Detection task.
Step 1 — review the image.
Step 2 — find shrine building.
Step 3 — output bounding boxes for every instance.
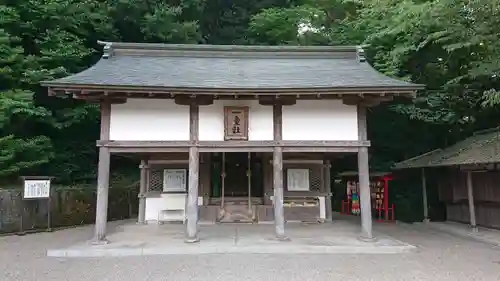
[42,42,423,243]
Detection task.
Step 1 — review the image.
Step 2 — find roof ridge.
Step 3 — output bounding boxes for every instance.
[97,40,360,52]
[96,40,364,60]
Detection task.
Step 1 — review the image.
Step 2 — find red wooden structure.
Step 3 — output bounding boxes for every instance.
[339,172,395,222]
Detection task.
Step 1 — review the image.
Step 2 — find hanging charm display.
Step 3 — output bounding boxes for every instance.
[347,181,360,215]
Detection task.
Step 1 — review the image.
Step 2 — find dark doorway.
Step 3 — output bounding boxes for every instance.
[210,152,264,198]
[224,152,249,196]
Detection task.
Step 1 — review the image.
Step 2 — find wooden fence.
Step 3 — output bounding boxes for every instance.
[0,184,139,234]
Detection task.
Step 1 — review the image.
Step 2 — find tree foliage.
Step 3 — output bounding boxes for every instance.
[0,0,498,181]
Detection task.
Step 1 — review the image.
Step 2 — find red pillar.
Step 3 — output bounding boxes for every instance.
[382,175,393,221]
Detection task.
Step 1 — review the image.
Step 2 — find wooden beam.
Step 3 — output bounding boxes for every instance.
[108,146,358,153]
[342,96,393,107]
[199,147,273,153]
[99,140,368,153]
[109,147,189,153]
[282,147,358,153]
[90,98,128,104]
[97,140,371,148]
[190,103,199,143]
[175,95,214,106]
[93,101,111,244]
[73,94,128,104]
[50,86,415,103]
[259,96,296,106]
[274,104,283,141]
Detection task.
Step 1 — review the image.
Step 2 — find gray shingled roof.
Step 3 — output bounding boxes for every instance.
[393,128,500,169]
[392,149,444,169]
[41,42,424,92]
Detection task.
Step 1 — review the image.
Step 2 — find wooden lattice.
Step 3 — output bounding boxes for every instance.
[149,169,163,192]
[309,166,323,191]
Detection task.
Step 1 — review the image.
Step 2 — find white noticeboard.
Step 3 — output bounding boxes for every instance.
[287,169,310,191]
[23,180,51,199]
[163,169,187,192]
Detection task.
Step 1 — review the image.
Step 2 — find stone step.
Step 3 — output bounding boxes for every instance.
[218,205,256,223]
[209,197,264,206]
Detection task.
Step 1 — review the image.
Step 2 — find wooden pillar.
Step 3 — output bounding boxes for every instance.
[137,159,148,224]
[324,159,333,222]
[273,103,288,240]
[466,171,478,232]
[199,153,211,200]
[263,155,273,205]
[185,103,200,243]
[421,168,430,223]
[247,152,252,208]
[357,104,373,240]
[93,102,111,244]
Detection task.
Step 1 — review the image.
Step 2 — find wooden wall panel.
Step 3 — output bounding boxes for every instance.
[446,202,500,229]
[471,172,500,202]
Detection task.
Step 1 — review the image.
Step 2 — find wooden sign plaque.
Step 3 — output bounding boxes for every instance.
[224,106,249,140]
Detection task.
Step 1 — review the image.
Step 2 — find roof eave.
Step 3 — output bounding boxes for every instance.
[41,81,423,95]
[392,149,443,170]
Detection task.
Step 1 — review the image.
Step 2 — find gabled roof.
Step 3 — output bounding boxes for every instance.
[393,128,500,169]
[41,41,424,94]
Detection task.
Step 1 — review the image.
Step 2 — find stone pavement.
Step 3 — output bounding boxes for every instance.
[47,219,416,257]
[426,221,500,247]
[1,219,500,281]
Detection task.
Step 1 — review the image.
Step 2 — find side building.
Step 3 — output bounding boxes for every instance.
[394,128,500,230]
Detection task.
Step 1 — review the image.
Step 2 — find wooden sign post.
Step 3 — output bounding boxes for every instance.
[19,176,54,235]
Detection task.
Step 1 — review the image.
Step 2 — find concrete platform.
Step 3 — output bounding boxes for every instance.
[426,221,500,247]
[47,219,416,257]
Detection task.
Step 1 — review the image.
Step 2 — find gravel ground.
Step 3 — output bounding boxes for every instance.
[1,222,499,281]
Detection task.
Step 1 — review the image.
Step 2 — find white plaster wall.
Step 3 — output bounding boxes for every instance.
[199,100,273,141]
[110,99,190,141]
[109,99,357,142]
[282,100,358,141]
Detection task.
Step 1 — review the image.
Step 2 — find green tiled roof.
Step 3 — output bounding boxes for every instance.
[393,128,500,169]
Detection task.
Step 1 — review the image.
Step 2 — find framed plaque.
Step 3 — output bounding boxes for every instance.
[224,106,249,140]
[23,178,51,199]
[287,169,310,191]
[19,176,54,233]
[163,169,187,192]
